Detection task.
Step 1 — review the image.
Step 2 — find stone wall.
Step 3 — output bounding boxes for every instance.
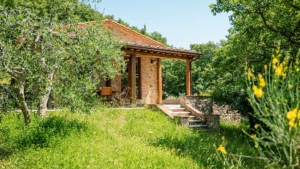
[111,74,121,92]
[140,56,158,104]
[213,104,241,123]
[180,96,241,123]
[180,96,212,114]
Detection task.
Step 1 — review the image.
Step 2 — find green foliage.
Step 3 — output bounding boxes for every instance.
[200,1,300,115]
[0,0,103,22]
[0,1,125,121]
[162,60,186,98]
[0,109,264,168]
[191,41,220,94]
[210,0,300,59]
[246,49,300,168]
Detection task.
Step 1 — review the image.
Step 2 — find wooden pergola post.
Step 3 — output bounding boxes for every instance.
[129,54,136,104]
[186,59,192,96]
[157,58,162,104]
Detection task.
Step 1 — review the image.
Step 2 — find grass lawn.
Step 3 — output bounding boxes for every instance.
[0,107,265,168]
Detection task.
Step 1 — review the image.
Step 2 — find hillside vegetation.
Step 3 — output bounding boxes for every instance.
[0,108,263,168]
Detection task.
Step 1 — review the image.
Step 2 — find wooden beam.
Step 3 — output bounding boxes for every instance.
[125,50,194,60]
[186,59,192,96]
[129,54,136,104]
[138,58,142,99]
[157,58,162,104]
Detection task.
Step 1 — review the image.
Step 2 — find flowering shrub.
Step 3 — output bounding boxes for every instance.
[247,47,300,168]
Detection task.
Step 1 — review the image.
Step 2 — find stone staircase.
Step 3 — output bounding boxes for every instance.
[157,104,207,129]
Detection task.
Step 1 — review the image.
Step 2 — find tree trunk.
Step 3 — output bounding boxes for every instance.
[16,84,30,125]
[39,71,54,117]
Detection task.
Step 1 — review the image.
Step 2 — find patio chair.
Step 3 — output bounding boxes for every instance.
[100,87,112,102]
[121,86,130,99]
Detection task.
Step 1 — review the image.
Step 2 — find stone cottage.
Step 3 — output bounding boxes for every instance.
[100,19,202,105]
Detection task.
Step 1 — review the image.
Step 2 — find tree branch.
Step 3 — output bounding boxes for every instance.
[259,11,300,45]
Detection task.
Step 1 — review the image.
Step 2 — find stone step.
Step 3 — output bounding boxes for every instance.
[189,124,208,128]
[188,119,203,123]
[170,108,186,112]
[172,111,191,117]
[188,115,197,120]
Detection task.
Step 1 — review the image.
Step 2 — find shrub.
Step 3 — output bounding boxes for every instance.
[247,48,300,168]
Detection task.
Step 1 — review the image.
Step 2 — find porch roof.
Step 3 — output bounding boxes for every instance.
[123,43,201,60]
[102,19,202,60]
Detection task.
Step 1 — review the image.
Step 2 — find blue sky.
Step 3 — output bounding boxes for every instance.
[93,0,231,49]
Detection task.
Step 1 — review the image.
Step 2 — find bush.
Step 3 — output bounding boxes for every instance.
[247,48,300,168]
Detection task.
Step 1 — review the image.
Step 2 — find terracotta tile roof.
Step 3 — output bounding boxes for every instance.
[51,20,202,59]
[102,19,201,56]
[128,43,200,54]
[102,19,165,47]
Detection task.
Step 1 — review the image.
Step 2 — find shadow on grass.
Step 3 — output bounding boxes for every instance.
[0,115,87,159]
[150,122,259,168]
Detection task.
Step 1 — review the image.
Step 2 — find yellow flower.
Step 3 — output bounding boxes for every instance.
[286,108,298,121]
[264,65,267,70]
[275,63,285,77]
[272,57,278,65]
[277,53,282,58]
[289,121,297,128]
[258,74,266,87]
[247,71,254,81]
[272,54,275,58]
[254,124,259,129]
[255,143,258,148]
[250,134,256,138]
[217,144,227,154]
[252,85,263,98]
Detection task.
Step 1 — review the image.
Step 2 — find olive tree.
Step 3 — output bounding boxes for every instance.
[0,5,125,124]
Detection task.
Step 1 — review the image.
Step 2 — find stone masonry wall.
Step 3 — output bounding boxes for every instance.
[180,96,241,123]
[140,56,158,104]
[213,104,241,123]
[111,74,121,92]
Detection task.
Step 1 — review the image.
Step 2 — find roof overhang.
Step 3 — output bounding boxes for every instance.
[122,44,202,60]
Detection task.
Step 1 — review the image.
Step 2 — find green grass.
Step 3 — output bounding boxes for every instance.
[0,108,265,168]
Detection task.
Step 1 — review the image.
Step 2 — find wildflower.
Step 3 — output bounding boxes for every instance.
[275,63,286,77]
[255,143,258,148]
[289,121,297,128]
[250,134,256,138]
[217,144,227,154]
[258,74,266,87]
[272,57,278,65]
[264,65,267,70]
[252,85,263,98]
[247,71,254,81]
[254,124,259,129]
[286,108,298,121]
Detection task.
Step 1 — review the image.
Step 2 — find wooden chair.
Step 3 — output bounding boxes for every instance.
[121,86,130,99]
[100,87,112,102]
